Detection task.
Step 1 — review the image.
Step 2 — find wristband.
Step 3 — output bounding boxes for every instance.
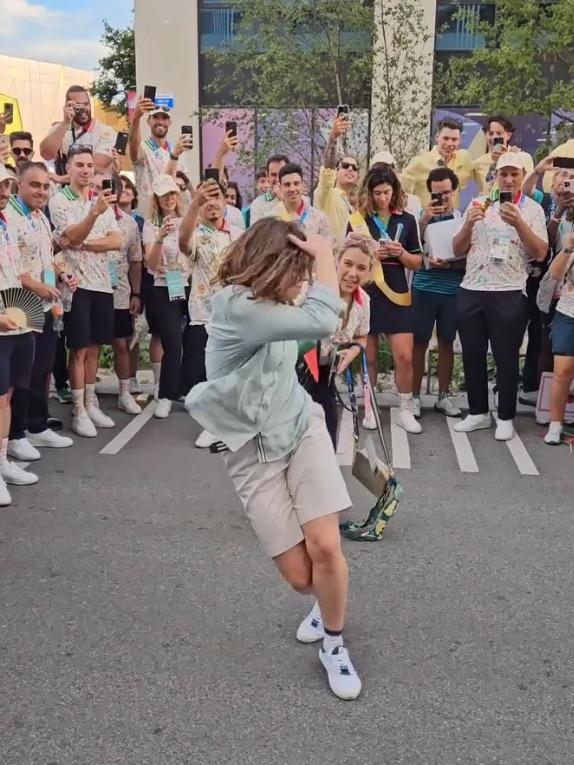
[563,247,574,254]
[169,153,179,161]
[155,238,164,245]
[131,293,141,298]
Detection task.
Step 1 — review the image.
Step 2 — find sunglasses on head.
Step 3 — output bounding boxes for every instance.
[67,144,94,158]
[339,161,358,172]
[12,147,33,157]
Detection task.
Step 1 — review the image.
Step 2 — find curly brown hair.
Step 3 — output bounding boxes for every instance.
[217,218,314,303]
[359,167,406,218]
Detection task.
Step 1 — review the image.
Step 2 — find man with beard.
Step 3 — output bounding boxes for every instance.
[278,163,331,240]
[128,98,192,216]
[179,179,243,448]
[9,132,34,176]
[39,86,116,173]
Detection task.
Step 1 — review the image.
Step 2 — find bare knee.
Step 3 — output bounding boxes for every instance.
[305,535,344,567]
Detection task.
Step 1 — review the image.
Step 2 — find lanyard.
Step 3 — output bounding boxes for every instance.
[297,201,309,225]
[372,214,391,241]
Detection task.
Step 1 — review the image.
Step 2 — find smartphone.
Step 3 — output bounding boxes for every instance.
[3,103,13,124]
[563,180,571,190]
[337,104,350,119]
[181,125,193,135]
[225,121,237,138]
[143,85,157,103]
[204,168,220,184]
[102,179,114,192]
[431,192,443,207]
[493,136,505,147]
[499,191,513,204]
[114,131,128,156]
[554,156,574,169]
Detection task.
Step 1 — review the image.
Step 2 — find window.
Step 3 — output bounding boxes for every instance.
[435,3,495,52]
[199,1,240,50]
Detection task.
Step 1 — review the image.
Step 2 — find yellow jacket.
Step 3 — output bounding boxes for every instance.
[401,147,480,208]
[313,166,352,251]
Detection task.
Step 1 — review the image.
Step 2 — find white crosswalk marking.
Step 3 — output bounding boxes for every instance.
[390,407,411,469]
[336,408,354,467]
[446,416,479,473]
[504,429,540,476]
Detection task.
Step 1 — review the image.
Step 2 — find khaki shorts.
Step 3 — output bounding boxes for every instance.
[224,404,352,558]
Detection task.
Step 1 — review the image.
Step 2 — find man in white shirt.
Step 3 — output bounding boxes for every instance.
[128,98,192,217]
[277,163,331,240]
[49,147,122,438]
[40,86,116,173]
[452,153,548,441]
[179,179,243,448]
[249,154,290,224]
[0,164,39,501]
[5,162,75,461]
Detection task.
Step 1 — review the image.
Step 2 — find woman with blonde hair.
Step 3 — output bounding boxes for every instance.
[186,218,362,700]
[142,174,190,418]
[300,233,375,447]
[349,167,423,434]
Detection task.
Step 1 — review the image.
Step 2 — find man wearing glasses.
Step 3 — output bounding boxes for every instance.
[314,115,360,250]
[9,132,34,176]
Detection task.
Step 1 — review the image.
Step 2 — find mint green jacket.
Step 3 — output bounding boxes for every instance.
[186,283,343,462]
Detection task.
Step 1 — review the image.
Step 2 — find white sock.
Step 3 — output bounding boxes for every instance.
[399,392,413,410]
[0,437,8,466]
[85,383,97,408]
[119,379,130,396]
[323,631,344,652]
[72,388,85,415]
[152,362,161,387]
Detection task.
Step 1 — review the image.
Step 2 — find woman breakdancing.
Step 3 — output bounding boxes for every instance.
[186,218,362,700]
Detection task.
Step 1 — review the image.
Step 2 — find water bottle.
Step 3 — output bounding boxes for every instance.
[62,276,73,313]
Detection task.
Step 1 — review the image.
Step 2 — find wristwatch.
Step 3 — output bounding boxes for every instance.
[169,153,179,161]
[563,246,574,254]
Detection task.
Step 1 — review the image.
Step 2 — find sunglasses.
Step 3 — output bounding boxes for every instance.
[68,144,94,157]
[339,161,359,172]
[12,147,33,157]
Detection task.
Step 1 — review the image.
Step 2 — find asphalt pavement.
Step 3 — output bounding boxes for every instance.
[1,393,573,765]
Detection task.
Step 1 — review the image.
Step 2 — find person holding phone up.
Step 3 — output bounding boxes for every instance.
[128,95,192,217]
[475,114,534,194]
[453,153,548,441]
[49,146,122,439]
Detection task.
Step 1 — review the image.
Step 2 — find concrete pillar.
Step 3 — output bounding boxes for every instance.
[370,0,438,169]
[134,0,201,181]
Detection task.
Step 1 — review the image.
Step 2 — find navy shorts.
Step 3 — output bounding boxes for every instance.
[114,309,134,340]
[0,333,35,395]
[64,288,114,349]
[412,287,458,344]
[551,310,574,356]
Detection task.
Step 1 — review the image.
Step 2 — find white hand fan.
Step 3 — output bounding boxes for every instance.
[0,288,45,332]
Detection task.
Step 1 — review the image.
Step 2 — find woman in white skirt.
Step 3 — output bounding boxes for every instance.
[187,219,362,700]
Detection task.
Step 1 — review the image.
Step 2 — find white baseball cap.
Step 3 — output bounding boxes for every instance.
[496,152,527,172]
[152,174,179,197]
[0,164,12,183]
[370,151,395,168]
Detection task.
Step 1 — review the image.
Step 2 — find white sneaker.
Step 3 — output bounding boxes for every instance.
[154,398,172,419]
[118,393,142,415]
[454,413,492,433]
[296,604,324,643]
[0,460,39,486]
[495,419,514,441]
[72,412,97,438]
[362,410,377,430]
[129,377,143,395]
[412,397,421,419]
[434,395,462,418]
[194,429,218,448]
[319,645,362,700]
[544,422,562,445]
[397,408,422,434]
[0,475,12,506]
[86,405,115,429]
[7,437,41,462]
[27,429,73,448]
[519,390,538,406]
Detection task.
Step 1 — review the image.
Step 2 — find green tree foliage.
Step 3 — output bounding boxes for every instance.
[445,0,574,127]
[206,0,375,108]
[91,21,136,118]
